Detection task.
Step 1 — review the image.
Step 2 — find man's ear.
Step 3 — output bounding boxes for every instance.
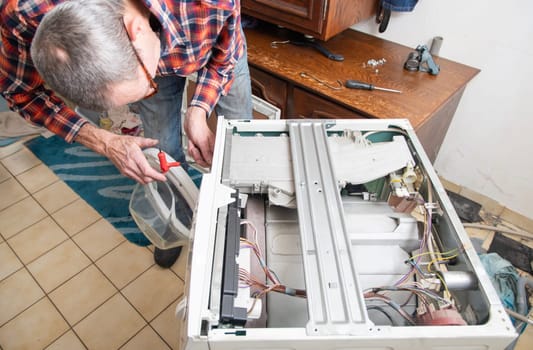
[124,15,145,43]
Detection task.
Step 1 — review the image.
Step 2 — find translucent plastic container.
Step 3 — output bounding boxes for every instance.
[129,148,199,249]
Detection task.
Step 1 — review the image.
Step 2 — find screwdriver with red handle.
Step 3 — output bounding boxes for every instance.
[345,80,402,93]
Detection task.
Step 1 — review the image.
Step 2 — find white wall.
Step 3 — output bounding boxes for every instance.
[352,0,533,220]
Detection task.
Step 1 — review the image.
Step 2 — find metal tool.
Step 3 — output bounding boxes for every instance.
[404,45,440,75]
[271,39,344,61]
[345,80,402,93]
[301,72,343,90]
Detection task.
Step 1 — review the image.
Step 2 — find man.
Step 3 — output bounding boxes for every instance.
[0,0,253,267]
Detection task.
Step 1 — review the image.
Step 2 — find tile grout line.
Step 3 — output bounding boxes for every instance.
[46,236,177,346]
[1,168,77,242]
[31,179,79,214]
[4,217,71,266]
[2,146,182,349]
[55,289,122,332]
[79,239,182,349]
[0,185,31,215]
[43,328,89,350]
[0,246,24,283]
[118,322,173,350]
[0,204,81,349]
[86,242,183,349]
[117,295,182,350]
[10,146,101,237]
[65,238,169,347]
[0,269,45,328]
[0,159,53,327]
[15,162,60,194]
[41,321,87,350]
[0,166,94,349]
[0,146,41,178]
[2,169,90,267]
[42,177,173,343]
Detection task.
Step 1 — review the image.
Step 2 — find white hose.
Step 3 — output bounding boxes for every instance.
[462,223,533,241]
[505,308,533,326]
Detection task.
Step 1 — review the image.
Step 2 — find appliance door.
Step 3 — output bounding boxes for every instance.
[129,148,199,249]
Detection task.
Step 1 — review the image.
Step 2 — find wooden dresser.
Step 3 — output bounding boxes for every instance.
[242,0,378,41]
[244,23,480,162]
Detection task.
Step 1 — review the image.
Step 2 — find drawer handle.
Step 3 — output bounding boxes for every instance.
[250,77,282,108]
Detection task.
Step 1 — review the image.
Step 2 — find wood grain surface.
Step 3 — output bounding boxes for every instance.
[245,23,480,128]
[244,23,480,161]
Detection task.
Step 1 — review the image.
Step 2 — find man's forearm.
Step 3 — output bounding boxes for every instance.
[73,123,113,156]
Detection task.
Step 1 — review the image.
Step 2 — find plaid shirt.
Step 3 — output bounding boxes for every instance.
[0,0,243,142]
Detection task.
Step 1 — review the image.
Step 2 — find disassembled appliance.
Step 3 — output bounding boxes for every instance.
[146,119,517,349]
[129,148,198,249]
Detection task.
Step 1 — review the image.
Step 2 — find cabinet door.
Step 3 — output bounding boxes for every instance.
[250,66,288,116]
[242,1,378,40]
[289,87,367,119]
[242,0,324,38]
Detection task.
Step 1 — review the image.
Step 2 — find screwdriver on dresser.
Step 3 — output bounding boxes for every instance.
[345,80,402,93]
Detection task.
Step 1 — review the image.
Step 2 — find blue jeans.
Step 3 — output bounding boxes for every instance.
[132,49,253,165]
[381,0,418,11]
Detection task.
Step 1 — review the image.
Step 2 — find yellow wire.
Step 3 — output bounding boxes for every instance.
[427,254,459,272]
[408,248,459,261]
[436,272,451,300]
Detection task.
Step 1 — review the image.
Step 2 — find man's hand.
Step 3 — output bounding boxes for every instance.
[74,123,167,184]
[183,106,215,167]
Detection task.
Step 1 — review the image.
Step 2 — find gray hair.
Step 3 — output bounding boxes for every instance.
[30,0,138,112]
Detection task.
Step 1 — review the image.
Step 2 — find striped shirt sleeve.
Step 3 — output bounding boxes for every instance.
[0,4,87,143]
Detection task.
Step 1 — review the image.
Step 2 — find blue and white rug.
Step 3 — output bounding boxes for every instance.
[25,135,202,246]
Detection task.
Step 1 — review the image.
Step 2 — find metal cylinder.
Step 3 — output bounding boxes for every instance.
[430,36,443,56]
[437,271,478,291]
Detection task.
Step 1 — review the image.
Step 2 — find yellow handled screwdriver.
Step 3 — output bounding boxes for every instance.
[345,80,402,93]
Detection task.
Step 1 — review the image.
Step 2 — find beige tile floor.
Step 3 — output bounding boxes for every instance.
[1,140,532,349]
[0,141,186,350]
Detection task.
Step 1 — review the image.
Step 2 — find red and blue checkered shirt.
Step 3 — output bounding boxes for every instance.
[0,0,243,142]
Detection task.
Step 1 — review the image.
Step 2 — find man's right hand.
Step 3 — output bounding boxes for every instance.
[74,123,167,184]
[183,106,215,168]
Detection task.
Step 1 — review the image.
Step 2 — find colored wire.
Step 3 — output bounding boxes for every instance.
[435,270,451,299]
[395,202,432,286]
[427,253,459,272]
[366,286,452,309]
[407,247,459,261]
[239,220,305,298]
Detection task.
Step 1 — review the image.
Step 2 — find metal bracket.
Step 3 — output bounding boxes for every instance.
[288,121,371,335]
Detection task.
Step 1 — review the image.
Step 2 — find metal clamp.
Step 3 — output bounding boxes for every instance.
[404,45,440,75]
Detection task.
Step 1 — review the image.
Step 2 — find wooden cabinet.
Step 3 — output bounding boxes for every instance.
[250,68,365,120]
[250,66,287,114]
[244,23,480,162]
[242,0,378,41]
[290,87,365,119]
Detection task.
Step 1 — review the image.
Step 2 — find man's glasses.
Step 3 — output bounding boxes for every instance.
[122,21,158,99]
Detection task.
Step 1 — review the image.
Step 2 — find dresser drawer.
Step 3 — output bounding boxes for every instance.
[250,66,287,116]
[289,87,367,119]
